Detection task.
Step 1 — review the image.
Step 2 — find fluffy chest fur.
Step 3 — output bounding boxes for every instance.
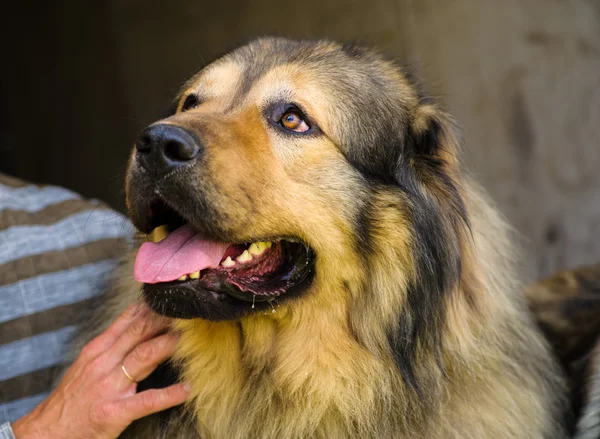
[166,280,560,438]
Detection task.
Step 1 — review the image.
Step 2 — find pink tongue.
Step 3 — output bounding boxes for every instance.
[134,225,230,284]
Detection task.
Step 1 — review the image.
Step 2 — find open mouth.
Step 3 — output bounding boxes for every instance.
[134,201,316,319]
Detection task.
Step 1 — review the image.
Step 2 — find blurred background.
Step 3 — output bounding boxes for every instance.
[1,1,599,282]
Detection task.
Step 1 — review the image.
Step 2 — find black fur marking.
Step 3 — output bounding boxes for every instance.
[351,185,376,258]
[344,95,467,396]
[230,64,269,111]
[393,193,461,394]
[393,136,468,394]
[355,168,465,397]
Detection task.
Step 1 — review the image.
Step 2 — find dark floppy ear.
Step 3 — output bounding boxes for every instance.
[403,100,470,231]
[406,101,463,169]
[394,100,467,219]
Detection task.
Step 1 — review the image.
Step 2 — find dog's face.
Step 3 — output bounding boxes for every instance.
[126,38,464,322]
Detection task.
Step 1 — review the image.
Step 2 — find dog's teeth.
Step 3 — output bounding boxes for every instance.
[221,256,235,267]
[237,250,252,263]
[149,225,169,243]
[248,243,261,255]
[249,241,272,256]
[178,275,188,281]
[189,271,200,279]
[248,242,264,256]
[265,241,272,248]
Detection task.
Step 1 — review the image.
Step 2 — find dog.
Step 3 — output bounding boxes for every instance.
[87,37,567,438]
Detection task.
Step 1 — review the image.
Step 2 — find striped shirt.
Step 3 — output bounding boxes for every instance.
[0,173,133,425]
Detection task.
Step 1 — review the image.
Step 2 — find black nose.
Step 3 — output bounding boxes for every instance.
[135,124,202,176]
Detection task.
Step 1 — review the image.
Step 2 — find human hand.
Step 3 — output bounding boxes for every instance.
[11,304,188,439]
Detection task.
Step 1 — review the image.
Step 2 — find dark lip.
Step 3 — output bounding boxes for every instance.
[130,190,236,243]
[141,242,316,320]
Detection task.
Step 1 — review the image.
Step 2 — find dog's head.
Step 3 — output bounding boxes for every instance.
[127,38,467,328]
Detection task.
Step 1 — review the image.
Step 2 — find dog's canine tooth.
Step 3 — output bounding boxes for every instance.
[249,242,267,256]
[221,256,235,267]
[237,250,252,263]
[249,241,272,256]
[149,225,169,243]
[248,242,262,256]
[178,275,188,281]
[189,271,200,279]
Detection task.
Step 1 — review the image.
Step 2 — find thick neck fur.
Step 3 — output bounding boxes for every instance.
[166,184,565,439]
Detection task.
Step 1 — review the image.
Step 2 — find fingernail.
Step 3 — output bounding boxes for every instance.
[183,382,192,392]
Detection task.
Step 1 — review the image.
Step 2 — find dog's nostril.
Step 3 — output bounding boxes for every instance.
[164,140,199,162]
[136,134,152,153]
[135,124,201,175]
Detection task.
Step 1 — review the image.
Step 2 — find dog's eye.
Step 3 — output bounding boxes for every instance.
[181,95,199,112]
[280,109,310,133]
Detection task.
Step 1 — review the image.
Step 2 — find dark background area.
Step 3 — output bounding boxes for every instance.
[1,0,599,282]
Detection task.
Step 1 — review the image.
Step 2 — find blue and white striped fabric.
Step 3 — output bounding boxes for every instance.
[0,173,134,425]
[0,421,16,439]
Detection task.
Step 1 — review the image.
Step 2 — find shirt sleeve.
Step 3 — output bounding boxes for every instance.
[0,423,16,439]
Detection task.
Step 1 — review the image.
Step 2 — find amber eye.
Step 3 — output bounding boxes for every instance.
[181,94,199,112]
[280,110,310,133]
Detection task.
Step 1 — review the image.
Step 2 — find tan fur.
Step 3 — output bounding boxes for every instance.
[90,38,565,438]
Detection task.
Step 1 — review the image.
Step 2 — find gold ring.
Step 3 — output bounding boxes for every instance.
[121,364,137,383]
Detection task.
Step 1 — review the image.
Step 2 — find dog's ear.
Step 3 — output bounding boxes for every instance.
[391,100,466,207]
[406,101,463,173]
[407,100,469,228]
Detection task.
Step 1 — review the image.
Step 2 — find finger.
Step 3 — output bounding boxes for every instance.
[78,303,149,363]
[101,311,172,371]
[119,383,190,422]
[115,332,180,392]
